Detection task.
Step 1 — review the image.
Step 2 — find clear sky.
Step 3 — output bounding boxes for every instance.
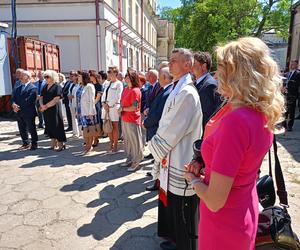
[158,0,182,9]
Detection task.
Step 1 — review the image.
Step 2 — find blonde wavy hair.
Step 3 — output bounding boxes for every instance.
[44,70,59,83]
[216,37,285,131]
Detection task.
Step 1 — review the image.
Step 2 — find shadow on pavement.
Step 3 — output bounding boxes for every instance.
[74,176,158,242]
[0,134,127,168]
[276,120,300,163]
[111,222,161,250]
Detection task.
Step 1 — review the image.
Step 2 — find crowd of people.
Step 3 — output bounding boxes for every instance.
[10,36,300,250]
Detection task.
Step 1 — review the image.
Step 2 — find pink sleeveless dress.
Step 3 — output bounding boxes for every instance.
[199,105,273,250]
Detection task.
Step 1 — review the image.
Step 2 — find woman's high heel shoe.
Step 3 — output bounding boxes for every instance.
[56,144,66,152]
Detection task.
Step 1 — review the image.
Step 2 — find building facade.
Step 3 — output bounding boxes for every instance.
[156,19,175,66]
[0,0,159,73]
[262,31,288,71]
[287,1,300,70]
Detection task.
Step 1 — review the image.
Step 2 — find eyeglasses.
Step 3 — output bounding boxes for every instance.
[44,75,50,79]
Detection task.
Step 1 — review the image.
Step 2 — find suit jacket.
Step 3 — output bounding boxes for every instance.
[195,73,221,128]
[34,79,46,96]
[144,84,173,141]
[286,70,300,98]
[145,82,161,109]
[11,83,37,119]
[62,80,73,104]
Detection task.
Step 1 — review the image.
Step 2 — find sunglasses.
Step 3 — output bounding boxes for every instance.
[44,75,50,79]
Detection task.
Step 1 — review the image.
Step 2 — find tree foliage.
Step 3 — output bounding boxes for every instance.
[159,0,291,53]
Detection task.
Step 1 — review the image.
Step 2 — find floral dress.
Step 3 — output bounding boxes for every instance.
[76,85,98,127]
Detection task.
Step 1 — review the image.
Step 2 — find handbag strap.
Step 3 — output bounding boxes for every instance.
[268,150,272,177]
[104,82,112,103]
[272,134,288,206]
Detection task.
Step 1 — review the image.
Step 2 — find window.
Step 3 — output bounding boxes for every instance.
[113,40,118,55]
[148,22,151,42]
[128,0,132,25]
[144,55,146,70]
[123,46,127,58]
[144,17,146,37]
[129,48,133,67]
[112,0,117,12]
[122,0,126,20]
[136,50,139,71]
[135,4,139,33]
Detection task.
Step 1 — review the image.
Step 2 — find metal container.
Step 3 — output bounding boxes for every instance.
[0,36,61,114]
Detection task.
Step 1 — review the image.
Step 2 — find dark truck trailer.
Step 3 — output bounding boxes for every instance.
[0,36,60,114]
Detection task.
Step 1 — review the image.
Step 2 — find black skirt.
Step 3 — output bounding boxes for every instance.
[158,191,199,250]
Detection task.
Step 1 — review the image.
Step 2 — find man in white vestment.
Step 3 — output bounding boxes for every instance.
[149,48,203,250]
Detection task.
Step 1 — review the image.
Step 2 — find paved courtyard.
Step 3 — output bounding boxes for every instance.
[0,117,299,250]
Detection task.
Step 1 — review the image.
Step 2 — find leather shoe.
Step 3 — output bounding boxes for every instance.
[296,115,300,119]
[160,241,176,250]
[18,144,30,150]
[146,172,152,177]
[30,144,38,150]
[146,179,159,191]
[286,127,293,132]
[65,127,72,132]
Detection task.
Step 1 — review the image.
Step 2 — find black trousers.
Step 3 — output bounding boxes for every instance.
[158,191,199,250]
[64,101,72,129]
[17,116,38,145]
[284,95,297,129]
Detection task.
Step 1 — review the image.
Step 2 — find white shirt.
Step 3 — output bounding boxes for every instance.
[163,82,173,90]
[196,73,209,85]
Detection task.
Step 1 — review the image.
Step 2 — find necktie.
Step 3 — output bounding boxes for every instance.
[38,80,42,95]
[172,80,179,90]
[21,85,25,93]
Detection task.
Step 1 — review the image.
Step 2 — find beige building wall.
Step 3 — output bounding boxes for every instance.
[290,4,300,64]
[157,19,175,66]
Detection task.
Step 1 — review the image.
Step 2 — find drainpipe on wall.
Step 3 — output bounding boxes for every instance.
[286,3,296,71]
[95,0,101,71]
[141,0,144,71]
[118,0,123,71]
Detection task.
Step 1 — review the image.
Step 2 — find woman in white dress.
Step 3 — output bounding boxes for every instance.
[101,66,123,152]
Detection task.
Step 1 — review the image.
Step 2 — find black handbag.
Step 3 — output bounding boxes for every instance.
[257,150,276,209]
[256,135,300,250]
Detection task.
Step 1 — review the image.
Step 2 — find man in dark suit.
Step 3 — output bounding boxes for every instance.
[143,69,161,159]
[284,60,300,131]
[193,52,221,130]
[143,67,173,191]
[11,70,38,150]
[62,71,76,131]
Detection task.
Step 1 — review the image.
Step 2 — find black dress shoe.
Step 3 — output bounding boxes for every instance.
[160,241,176,250]
[296,115,300,120]
[286,127,293,132]
[65,128,72,132]
[146,179,159,191]
[18,144,30,150]
[30,144,38,150]
[145,153,153,159]
[146,172,152,177]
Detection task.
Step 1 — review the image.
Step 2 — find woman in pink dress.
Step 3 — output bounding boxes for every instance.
[184,37,285,250]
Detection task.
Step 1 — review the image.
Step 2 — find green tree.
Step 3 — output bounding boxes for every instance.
[159,0,291,53]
